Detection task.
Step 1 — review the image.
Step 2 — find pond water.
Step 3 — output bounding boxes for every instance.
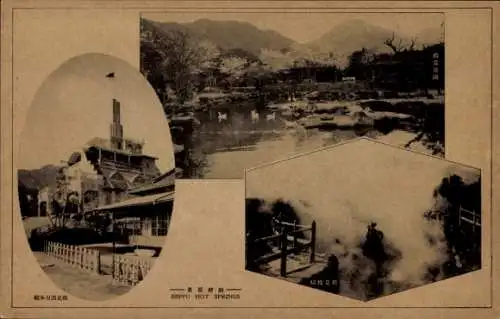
[172,102,423,179]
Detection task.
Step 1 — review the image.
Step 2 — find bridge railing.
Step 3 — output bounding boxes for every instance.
[458,205,481,232]
[248,220,316,277]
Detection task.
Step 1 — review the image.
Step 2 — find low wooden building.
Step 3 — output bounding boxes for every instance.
[90,169,175,249]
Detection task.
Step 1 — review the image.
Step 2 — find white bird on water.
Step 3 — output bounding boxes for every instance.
[218,112,228,123]
[251,109,260,123]
[266,112,276,121]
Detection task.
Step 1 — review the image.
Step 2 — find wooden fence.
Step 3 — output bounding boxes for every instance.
[112,255,154,286]
[248,220,316,277]
[44,241,101,274]
[458,205,481,233]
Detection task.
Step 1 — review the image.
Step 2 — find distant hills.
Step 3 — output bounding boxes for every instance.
[304,19,397,64]
[142,17,443,67]
[18,164,61,191]
[144,18,295,57]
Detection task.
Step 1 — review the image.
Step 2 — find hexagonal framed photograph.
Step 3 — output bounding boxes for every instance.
[245,138,481,301]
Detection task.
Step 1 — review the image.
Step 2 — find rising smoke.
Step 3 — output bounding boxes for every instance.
[247,161,481,300]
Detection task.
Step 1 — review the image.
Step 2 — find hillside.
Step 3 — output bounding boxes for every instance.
[18,164,61,190]
[141,17,443,70]
[306,19,402,66]
[142,18,295,57]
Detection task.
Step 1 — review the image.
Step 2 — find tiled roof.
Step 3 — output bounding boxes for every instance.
[128,168,176,195]
[85,137,158,160]
[92,191,174,213]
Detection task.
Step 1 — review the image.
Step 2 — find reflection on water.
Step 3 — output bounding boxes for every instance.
[179,104,392,179]
[205,131,360,179]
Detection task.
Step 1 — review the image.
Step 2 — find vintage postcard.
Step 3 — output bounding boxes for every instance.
[0,1,498,319]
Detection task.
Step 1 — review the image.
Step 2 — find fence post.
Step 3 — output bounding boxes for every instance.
[78,247,82,269]
[86,249,91,271]
[293,220,298,249]
[458,205,462,227]
[70,246,74,267]
[310,221,316,264]
[134,261,140,285]
[80,248,83,269]
[95,250,101,274]
[114,256,120,282]
[280,226,287,277]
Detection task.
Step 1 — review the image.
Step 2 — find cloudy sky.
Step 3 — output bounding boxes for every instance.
[18,53,174,173]
[143,12,443,44]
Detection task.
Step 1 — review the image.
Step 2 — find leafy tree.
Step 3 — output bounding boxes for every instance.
[84,212,112,235]
[18,184,38,217]
[428,174,481,276]
[47,167,83,228]
[345,48,375,80]
[140,19,220,108]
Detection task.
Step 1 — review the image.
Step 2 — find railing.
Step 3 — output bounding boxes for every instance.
[112,255,154,286]
[248,220,316,277]
[44,241,101,274]
[458,205,481,231]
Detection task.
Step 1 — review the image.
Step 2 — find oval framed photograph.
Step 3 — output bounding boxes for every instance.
[17,53,176,301]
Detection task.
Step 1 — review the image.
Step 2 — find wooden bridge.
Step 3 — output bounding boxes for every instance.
[247,220,316,278]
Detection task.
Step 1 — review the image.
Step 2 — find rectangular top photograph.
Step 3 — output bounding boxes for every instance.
[140,11,445,179]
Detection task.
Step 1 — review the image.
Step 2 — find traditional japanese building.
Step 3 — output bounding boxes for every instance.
[58,98,163,212]
[92,169,175,249]
[80,98,175,249]
[36,97,175,249]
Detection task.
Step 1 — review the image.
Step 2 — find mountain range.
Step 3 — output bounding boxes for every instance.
[143,18,295,57]
[142,17,443,65]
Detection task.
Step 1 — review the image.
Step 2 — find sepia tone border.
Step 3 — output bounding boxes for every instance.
[1,1,498,317]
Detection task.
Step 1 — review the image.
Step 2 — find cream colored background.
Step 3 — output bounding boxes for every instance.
[0,1,497,318]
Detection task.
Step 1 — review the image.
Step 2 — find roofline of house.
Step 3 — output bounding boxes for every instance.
[85,145,159,160]
[152,167,176,183]
[85,190,175,213]
[125,168,176,195]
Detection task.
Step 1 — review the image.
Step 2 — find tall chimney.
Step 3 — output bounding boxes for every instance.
[110,99,123,150]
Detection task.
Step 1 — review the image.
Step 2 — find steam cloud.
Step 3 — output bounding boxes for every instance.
[246,140,481,300]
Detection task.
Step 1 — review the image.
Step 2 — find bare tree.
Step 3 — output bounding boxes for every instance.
[384,33,418,53]
[384,33,404,53]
